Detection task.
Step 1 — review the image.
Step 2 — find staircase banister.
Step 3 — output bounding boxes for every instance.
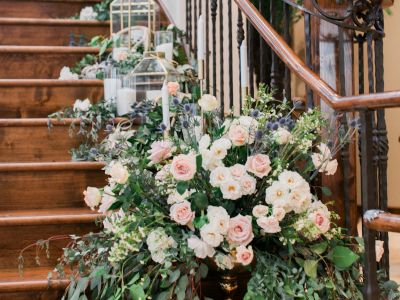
[364,210,400,233]
[234,0,400,111]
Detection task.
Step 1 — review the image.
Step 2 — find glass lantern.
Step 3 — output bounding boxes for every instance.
[110,0,160,49]
[129,51,183,102]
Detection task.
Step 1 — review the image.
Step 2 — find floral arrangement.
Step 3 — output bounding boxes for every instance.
[26,83,400,300]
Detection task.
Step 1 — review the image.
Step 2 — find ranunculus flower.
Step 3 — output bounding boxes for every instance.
[198,94,219,111]
[83,187,101,210]
[228,124,250,146]
[240,174,257,195]
[170,153,197,181]
[257,216,281,233]
[275,127,292,145]
[106,161,129,184]
[170,200,195,227]
[207,206,230,235]
[308,209,331,234]
[210,166,231,188]
[230,164,247,179]
[148,140,174,164]
[235,245,254,266]
[73,98,91,112]
[167,81,180,96]
[187,235,215,259]
[375,240,384,262]
[200,223,224,247]
[252,205,269,218]
[227,214,254,246]
[220,179,242,200]
[246,154,272,178]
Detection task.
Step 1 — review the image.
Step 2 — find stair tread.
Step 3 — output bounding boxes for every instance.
[0,161,105,171]
[0,45,100,53]
[0,267,69,292]
[0,17,109,26]
[0,79,102,86]
[0,207,102,226]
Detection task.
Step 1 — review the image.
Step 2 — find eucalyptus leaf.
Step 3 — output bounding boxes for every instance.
[304,260,318,279]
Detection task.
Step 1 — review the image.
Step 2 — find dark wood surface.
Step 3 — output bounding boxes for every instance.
[365,212,400,233]
[0,79,103,118]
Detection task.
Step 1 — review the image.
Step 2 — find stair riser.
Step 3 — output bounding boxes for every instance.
[0,52,95,79]
[0,125,86,162]
[0,24,109,46]
[0,290,64,300]
[0,0,101,18]
[0,85,103,118]
[0,223,99,269]
[0,169,106,211]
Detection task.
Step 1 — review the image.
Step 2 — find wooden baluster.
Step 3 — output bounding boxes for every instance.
[205,0,210,92]
[219,0,224,116]
[228,0,233,110]
[360,109,379,300]
[304,12,314,108]
[283,2,291,101]
[188,0,192,52]
[211,0,217,96]
[357,34,365,95]
[248,22,255,97]
[374,8,389,277]
[193,0,197,55]
[237,9,245,110]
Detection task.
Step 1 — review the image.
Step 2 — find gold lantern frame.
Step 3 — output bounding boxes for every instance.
[110,0,159,49]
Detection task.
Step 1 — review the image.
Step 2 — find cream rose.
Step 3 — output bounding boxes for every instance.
[83,187,101,210]
[210,166,231,188]
[230,164,247,179]
[148,140,174,164]
[187,235,215,259]
[227,215,254,246]
[200,223,224,247]
[210,138,232,160]
[207,206,230,235]
[198,94,219,111]
[73,98,91,112]
[98,193,116,215]
[220,179,242,200]
[170,200,195,227]
[170,153,197,181]
[228,124,250,146]
[246,154,272,178]
[106,161,129,184]
[257,216,281,233]
[265,181,289,206]
[235,245,254,266]
[252,205,269,218]
[272,206,286,221]
[167,81,180,96]
[240,174,257,195]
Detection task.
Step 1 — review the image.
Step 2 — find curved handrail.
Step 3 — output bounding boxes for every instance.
[235,0,400,111]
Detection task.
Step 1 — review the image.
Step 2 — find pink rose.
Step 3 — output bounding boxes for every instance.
[245,154,272,178]
[148,140,174,164]
[308,209,330,233]
[227,214,254,246]
[230,164,246,179]
[170,200,195,227]
[236,245,254,266]
[257,216,281,233]
[167,81,180,96]
[228,124,249,146]
[170,153,197,181]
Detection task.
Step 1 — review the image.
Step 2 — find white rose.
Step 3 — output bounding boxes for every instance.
[325,159,338,176]
[252,205,269,218]
[272,206,286,221]
[257,216,281,233]
[59,66,79,80]
[220,179,242,200]
[265,181,289,206]
[79,6,98,20]
[198,94,219,111]
[288,189,312,213]
[210,166,231,187]
[187,235,215,259]
[230,164,247,180]
[240,174,257,195]
[275,127,292,145]
[278,170,306,190]
[83,187,101,210]
[207,206,230,235]
[106,161,129,184]
[200,223,224,247]
[201,149,224,171]
[73,98,91,112]
[199,134,211,152]
[239,116,258,129]
[210,138,232,160]
[98,193,116,215]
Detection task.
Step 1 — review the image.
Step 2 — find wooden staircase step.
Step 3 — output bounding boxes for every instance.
[0,208,101,269]
[0,46,100,79]
[0,79,103,118]
[0,18,109,46]
[0,118,97,162]
[0,162,106,211]
[0,0,101,19]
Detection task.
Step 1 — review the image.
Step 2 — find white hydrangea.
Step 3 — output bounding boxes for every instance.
[59,66,79,80]
[79,6,98,20]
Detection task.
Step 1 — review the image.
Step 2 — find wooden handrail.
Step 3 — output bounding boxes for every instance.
[235,0,400,111]
[364,211,400,233]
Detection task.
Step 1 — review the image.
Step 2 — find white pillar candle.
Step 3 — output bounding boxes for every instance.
[116,88,136,116]
[104,78,122,103]
[162,81,170,129]
[156,43,174,61]
[197,15,205,60]
[240,40,248,87]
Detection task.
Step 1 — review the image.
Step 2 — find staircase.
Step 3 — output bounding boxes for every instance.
[0,0,108,299]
